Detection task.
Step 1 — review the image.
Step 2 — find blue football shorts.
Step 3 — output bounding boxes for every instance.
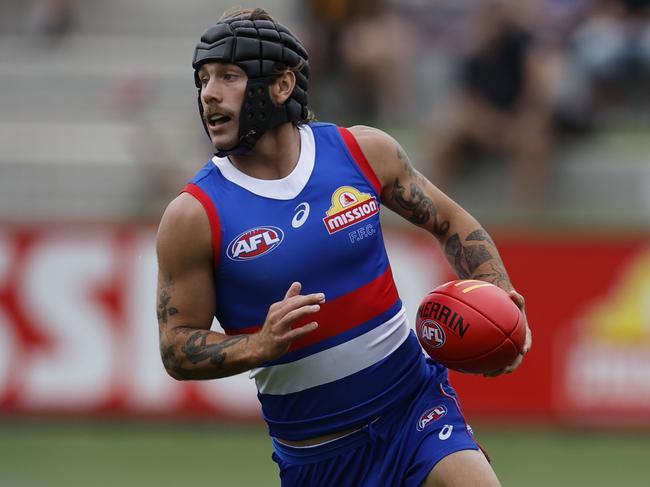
[271,359,482,487]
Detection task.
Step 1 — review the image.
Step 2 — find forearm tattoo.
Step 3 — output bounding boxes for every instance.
[161,341,194,380]
[182,331,249,369]
[162,331,249,379]
[392,143,450,236]
[390,143,510,289]
[444,230,511,290]
[157,277,248,379]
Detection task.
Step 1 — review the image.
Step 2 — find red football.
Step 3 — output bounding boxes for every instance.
[415,280,525,374]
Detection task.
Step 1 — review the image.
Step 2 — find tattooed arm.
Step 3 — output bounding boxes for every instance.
[156,193,322,380]
[348,126,531,373]
[348,126,512,289]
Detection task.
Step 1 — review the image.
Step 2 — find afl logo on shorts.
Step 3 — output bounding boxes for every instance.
[417,405,448,431]
[227,226,284,261]
[420,320,446,348]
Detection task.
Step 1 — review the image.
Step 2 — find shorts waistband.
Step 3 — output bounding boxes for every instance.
[272,418,381,465]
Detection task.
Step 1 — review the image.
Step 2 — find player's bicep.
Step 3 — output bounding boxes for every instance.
[380,144,459,238]
[347,125,462,238]
[156,263,215,331]
[156,194,216,333]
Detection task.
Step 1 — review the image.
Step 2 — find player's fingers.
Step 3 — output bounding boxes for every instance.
[284,282,302,300]
[279,292,326,314]
[280,321,319,343]
[274,303,321,331]
[269,291,324,321]
[522,325,533,354]
[484,352,524,377]
[508,290,525,310]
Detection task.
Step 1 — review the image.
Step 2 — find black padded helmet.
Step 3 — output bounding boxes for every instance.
[192,10,309,157]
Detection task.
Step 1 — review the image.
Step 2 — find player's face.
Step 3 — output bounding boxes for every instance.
[198,63,248,151]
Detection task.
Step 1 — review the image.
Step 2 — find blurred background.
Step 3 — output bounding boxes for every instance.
[0,0,649,486]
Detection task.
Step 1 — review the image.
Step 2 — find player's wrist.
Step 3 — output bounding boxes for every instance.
[246,332,272,367]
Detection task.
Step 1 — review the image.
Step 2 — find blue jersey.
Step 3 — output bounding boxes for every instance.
[184,122,434,440]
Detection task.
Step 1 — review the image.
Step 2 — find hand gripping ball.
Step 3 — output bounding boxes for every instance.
[416,280,525,374]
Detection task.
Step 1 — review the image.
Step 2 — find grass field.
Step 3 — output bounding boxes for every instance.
[1,420,648,487]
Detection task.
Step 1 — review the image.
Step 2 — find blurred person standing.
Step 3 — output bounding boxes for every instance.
[302,0,415,123]
[338,1,416,124]
[156,7,530,487]
[558,0,650,127]
[300,0,373,119]
[427,0,554,208]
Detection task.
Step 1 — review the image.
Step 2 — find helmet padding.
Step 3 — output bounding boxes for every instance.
[193,17,309,156]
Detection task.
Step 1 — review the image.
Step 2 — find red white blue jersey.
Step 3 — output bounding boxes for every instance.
[184,122,431,440]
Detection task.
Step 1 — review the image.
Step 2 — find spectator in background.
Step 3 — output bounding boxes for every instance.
[427,0,554,208]
[339,1,415,124]
[27,0,76,40]
[302,0,415,123]
[301,0,375,120]
[558,0,650,128]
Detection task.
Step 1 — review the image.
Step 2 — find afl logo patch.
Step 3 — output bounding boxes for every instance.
[323,186,379,235]
[417,405,448,431]
[227,226,284,261]
[420,320,446,348]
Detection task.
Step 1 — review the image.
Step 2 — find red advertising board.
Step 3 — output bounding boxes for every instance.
[445,233,650,424]
[0,224,648,424]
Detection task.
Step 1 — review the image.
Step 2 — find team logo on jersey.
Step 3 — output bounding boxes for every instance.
[420,320,446,348]
[227,226,284,261]
[323,186,379,235]
[417,405,448,431]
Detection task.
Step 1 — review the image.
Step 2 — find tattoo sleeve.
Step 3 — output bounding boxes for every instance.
[390,143,450,236]
[182,331,249,369]
[157,277,249,380]
[157,287,179,326]
[444,230,512,291]
[164,329,251,380]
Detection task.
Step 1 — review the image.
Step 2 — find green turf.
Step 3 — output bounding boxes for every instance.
[477,426,650,487]
[0,421,648,487]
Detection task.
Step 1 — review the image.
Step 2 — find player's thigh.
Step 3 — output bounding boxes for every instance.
[421,449,501,487]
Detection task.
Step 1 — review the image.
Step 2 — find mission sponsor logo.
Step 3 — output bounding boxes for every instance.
[227,226,284,261]
[323,186,379,235]
[417,405,448,431]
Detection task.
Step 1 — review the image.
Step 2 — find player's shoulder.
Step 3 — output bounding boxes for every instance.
[347,125,401,185]
[156,193,212,260]
[347,125,395,146]
[160,192,207,231]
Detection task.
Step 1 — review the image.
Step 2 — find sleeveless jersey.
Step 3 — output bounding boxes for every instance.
[184,122,431,440]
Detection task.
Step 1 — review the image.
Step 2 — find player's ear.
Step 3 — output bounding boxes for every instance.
[270,70,295,105]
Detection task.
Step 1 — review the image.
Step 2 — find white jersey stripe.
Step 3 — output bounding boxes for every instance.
[250,307,409,395]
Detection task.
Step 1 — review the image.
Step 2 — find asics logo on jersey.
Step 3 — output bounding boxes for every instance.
[227,226,284,261]
[417,405,448,431]
[323,186,379,235]
[420,320,446,348]
[292,202,310,228]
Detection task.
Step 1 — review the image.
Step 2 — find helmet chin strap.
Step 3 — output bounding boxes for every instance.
[205,77,293,158]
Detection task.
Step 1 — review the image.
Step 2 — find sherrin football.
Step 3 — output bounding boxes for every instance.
[415,280,525,374]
